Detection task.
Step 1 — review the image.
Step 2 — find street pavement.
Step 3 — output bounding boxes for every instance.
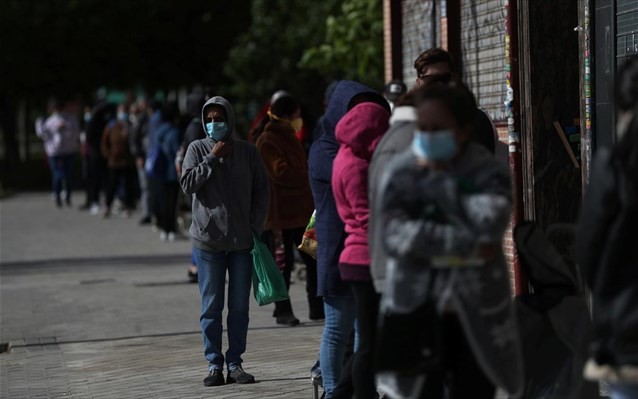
[1,193,322,398]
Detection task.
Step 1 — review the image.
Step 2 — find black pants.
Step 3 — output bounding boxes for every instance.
[419,314,495,399]
[350,280,380,399]
[106,167,136,209]
[262,227,323,316]
[150,178,179,233]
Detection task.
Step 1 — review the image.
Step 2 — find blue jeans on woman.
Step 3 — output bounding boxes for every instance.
[611,383,638,399]
[49,154,74,205]
[193,247,253,372]
[320,295,359,399]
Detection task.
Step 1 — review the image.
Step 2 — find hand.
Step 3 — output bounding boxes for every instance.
[136,157,144,168]
[211,141,232,159]
[176,164,182,177]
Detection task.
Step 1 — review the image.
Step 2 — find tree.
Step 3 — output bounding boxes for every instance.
[299,0,385,90]
[221,0,341,134]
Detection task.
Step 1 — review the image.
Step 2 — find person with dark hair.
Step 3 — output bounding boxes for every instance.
[36,97,81,207]
[578,55,638,399]
[148,102,180,241]
[376,83,523,398]
[255,92,323,326]
[131,98,153,225]
[86,97,117,214]
[308,80,391,399]
[414,47,498,155]
[101,104,136,217]
[181,96,269,387]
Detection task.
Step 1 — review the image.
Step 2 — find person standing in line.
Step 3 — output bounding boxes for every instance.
[86,97,116,215]
[37,97,81,208]
[101,104,136,218]
[180,96,269,387]
[255,92,324,326]
[376,83,522,399]
[332,101,390,398]
[132,98,153,225]
[149,102,181,241]
[176,88,207,283]
[308,80,391,399]
[578,56,638,399]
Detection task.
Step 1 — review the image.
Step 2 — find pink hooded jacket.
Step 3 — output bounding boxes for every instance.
[332,102,390,282]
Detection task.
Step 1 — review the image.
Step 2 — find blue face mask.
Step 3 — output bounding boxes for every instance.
[117,112,128,122]
[411,130,457,161]
[205,121,229,141]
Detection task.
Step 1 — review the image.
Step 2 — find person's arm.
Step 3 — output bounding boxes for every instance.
[258,139,307,188]
[100,127,110,159]
[180,142,223,195]
[342,164,370,231]
[250,148,270,235]
[381,167,475,261]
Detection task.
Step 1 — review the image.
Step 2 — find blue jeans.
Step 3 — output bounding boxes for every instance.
[320,295,359,399]
[49,154,74,202]
[193,247,252,371]
[611,383,638,399]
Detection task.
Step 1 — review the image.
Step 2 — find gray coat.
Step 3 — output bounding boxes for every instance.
[180,97,270,252]
[368,106,417,292]
[377,142,523,397]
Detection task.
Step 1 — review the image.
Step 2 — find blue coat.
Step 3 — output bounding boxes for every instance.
[308,80,389,297]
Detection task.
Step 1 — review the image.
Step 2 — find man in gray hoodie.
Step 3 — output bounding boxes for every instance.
[180,96,270,387]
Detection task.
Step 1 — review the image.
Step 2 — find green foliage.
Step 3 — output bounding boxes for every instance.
[299,0,385,90]
[221,0,341,133]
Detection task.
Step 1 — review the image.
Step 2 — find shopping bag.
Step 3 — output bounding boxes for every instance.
[297,210,317,259]
[251,235,289,306]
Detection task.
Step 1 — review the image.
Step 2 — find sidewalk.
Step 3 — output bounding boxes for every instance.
[1,193,322,398]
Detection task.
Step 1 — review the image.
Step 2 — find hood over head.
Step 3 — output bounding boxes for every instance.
[201,96,235,141]
[320,80,390,158]
[335,102,390,159]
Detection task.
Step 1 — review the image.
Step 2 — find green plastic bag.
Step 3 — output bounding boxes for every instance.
[251,235,289,306]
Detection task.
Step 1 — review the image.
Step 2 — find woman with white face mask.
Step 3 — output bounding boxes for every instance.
[255,92,323,326]
[376,83,523,399]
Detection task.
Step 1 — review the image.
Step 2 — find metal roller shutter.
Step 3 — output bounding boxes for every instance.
[616,0,638,64]
[461,0,507,122]
[402,0,442,87]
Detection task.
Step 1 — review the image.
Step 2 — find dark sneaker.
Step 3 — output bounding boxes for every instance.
[204,369,225,386]
[276,313,300,326]
[226,365,255,384]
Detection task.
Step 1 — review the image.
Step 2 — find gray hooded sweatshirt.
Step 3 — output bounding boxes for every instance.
[180,96,270,252]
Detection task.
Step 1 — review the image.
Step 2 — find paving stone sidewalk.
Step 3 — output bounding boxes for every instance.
[1,193,323,398]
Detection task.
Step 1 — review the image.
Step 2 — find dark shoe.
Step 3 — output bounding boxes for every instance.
[226,365,255,384]
[309,308,325,321]
[139,216,152,225]
[276,313,300,326]
[188,270,198,283]
[204,369,225,386]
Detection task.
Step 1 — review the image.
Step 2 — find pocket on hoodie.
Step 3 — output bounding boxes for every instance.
[192,205,213,233]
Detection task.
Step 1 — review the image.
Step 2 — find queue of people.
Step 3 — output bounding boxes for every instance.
[35,49,638,399]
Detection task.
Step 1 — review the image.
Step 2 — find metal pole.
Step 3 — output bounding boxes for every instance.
[505,0,527,295]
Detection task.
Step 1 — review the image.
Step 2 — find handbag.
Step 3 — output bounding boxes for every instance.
[251,234,289,306]
[297,210,317,259]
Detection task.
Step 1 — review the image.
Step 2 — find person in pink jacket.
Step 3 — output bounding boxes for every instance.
[332,101,390,398]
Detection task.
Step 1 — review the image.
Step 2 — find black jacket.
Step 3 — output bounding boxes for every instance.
[577,145,638,366]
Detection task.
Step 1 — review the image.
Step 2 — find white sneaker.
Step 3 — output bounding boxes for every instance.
[160,232,168,241]
[168,232,175,242]
[89,204,101,215]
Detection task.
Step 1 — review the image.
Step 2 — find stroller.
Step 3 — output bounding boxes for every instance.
[513,221,600,398]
